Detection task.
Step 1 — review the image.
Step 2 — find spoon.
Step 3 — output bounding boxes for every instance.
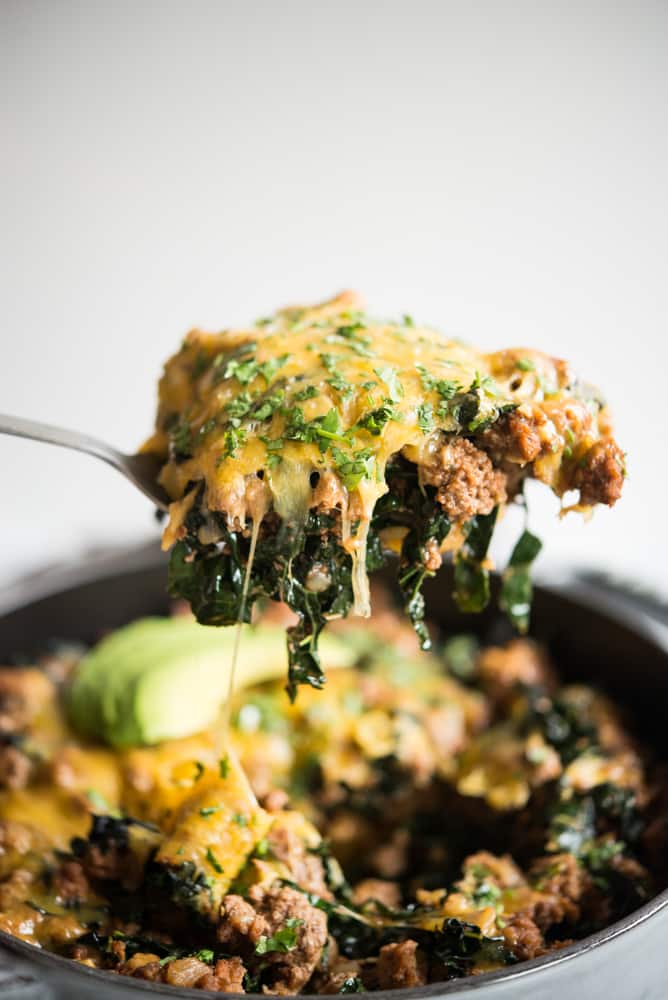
[0,414,171,512]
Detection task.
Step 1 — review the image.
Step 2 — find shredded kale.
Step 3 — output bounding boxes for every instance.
[452,509,498,613]
[499,529,543,632]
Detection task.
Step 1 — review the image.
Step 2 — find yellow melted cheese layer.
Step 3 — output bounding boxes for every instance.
[143,292,613,615]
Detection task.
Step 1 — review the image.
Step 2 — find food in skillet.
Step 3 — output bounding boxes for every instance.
[0,603,665,994]
[142,292,626,696]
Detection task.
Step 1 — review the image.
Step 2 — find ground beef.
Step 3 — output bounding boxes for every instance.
[477,639,557,704]
[118,953,163,980]
[0,743,32,789]
[462,851,526,890]
[0,670,51,733]
[572,439,625,506]
[266,822,330,897]
[314,956,364,994]
[0,868,34,909]
[196,957,246,993]
[375,940,427,990]
[422,538,442,572]
[529,854,589,929]
[260,789,290,813]
[481,410,544,464]
[501,912,545,961]
[369,828,410,879]
[312,470,347,512]
[52,859,90,907]
[218,885,327,994]
[419,437,507,522]
[351,878,401,909]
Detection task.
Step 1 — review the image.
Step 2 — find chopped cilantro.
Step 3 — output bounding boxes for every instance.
[332,447,375,490]
[221,426,247,459]
[319,352,340,372]
[199,805,222,817]
[260,435,283,468]
[470,371,500,396]
[255,918,303,954]
[374,366,404,402]
[224,354,288,386]
[294,385,319,402]
[251,389,285,421]
[85,788,120,816]
[218,755,230,778]
[416,364,459,401]
[205,848,224,874]
[232,812,248,827]
[417,402,435,433]
[356,404,397,436]
[225,392,254,421]
[326,373,355,399]
[255,838,269,857]
[195,949,215,964]
[516,358,535,371]
[193,761,205,782]
[170,418,192,456]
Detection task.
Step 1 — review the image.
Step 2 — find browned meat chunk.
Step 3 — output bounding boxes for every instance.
[501,912,545,961]
[351,878,401,909]
[376,940,427,989]
[314,956,364,994]
[52,859,90,907]
[529,853,589,929]
[420,438,507,522]
[0,669,54,734]
[312,470,346,512]
[118,953,163,980]
[0,744,32,789]
[266,822,330,898]
[218,885,327,994]
[197,957,246,993]
[482,410,543,464]
[477,639,557,703]
[572,439,625,506]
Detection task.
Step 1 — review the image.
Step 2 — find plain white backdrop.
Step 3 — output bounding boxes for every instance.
[2,1,667,592]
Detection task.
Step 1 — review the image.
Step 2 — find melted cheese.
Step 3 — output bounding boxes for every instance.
[144,292,617,615]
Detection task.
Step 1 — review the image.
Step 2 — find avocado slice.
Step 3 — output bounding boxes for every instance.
[67,617,355,748]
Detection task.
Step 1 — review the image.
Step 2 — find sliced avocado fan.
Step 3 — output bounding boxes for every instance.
[67,617,355,749]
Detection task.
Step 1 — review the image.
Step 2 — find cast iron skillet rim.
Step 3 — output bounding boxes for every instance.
[0,544,667,997]
[2,890,667,999]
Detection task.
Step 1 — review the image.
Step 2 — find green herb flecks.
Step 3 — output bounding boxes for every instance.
[205,847,224,874]
[255,918,304,955]
[373,366,404,403]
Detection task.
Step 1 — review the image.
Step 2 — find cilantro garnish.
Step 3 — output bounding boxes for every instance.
[205,848,224,874]
[356,404,397,436]
[374,366,404,402]
[417,402,435,433]
[255,918,304,955]
[332,447,375,490]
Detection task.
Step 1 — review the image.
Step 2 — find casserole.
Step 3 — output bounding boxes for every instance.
[0,545,665,1000]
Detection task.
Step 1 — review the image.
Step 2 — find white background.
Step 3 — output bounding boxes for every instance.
[2,1,667,593]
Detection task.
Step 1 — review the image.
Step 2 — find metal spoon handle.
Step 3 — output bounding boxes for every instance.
[0,412,125,468]
[0,414,170,511]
